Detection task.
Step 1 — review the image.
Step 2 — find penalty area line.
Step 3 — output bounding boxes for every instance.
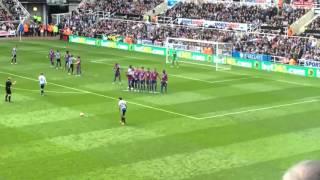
[198,99,319,120]
[170,74,252,84]
[0,71,199,120]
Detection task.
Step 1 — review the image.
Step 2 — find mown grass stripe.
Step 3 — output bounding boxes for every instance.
[0,126,159,163]
[61,127,320,180]
[2,104,316,164]
[0,107,80,128]
[197,98,319,119]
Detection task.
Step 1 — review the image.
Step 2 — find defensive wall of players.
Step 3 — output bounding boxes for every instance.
[68,35,320,78]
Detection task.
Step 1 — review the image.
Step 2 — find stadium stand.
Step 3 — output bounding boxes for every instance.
[0,7,11,21]
[1,0,24,20]
[304,16,320,37]
[1,0,318,63]
[0,21,15,30]
[63,17,319,63]
[77,0,164,20]
[309,16,320,30]
[165,2,307,33]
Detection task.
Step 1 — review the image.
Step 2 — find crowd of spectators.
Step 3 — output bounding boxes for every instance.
[165,2,306,28]
[1,0,24,20]
[78,0,163,17]
[0,8,12,21]
[58,10,98,37]
[300,16,320,38]
[0,21,15,31]
[307,16,320,31]
[65,17,319,62]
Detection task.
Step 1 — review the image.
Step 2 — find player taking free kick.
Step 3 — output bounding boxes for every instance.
[118,97,127,125]
[38,73,47,96]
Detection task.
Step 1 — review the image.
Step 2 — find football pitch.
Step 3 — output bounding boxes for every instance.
[1,39,320,180]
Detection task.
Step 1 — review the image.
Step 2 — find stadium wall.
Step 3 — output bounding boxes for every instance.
[68,35,320,78]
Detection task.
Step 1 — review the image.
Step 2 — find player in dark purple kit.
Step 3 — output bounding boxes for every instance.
[133,68,140,91]
[160,70,168,94]
[113,63,121,84]
[151,68,159,93]
[48,49,55,66]
[145,68,151,92]
[139,67,146,91]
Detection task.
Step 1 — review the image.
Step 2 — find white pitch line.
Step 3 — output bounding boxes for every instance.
[0,84,87,94]
[178,60,248,76]
[0,71,199,120]
[171,74,252,84]
[274,79,312,86]
[198,99,319,120]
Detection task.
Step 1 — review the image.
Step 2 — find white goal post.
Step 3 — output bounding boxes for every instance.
[165,37,233,71]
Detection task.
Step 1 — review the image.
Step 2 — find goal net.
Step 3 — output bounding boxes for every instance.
[165,37,233,71]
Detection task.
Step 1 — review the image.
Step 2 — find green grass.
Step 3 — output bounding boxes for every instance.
[1,39,320,180]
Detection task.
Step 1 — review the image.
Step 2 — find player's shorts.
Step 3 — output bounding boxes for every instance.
[161,81,167,87]
[13,55,17,58]
[152,80,157,84]
[40,84,45,89]
[6,88,11,94]
[115,72,120,77]
[140,80,145,84]
[121,108,126,116]
[57,59,61,62]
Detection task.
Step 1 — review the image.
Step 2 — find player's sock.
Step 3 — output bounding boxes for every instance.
[8,96,11,102]
[5,95,8,101]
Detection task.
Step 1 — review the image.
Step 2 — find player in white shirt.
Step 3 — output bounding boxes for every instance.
[127,65,134,90]
[38,73,47,96]
[118,97,127,125]
[11,46,17,64]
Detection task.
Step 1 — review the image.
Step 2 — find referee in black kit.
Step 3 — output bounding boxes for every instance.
[5,77,15,102]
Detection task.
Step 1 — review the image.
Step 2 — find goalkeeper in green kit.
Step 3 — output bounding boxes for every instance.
[171,49,179,68]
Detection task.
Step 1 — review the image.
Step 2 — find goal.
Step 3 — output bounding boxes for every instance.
[165,37,233,71]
